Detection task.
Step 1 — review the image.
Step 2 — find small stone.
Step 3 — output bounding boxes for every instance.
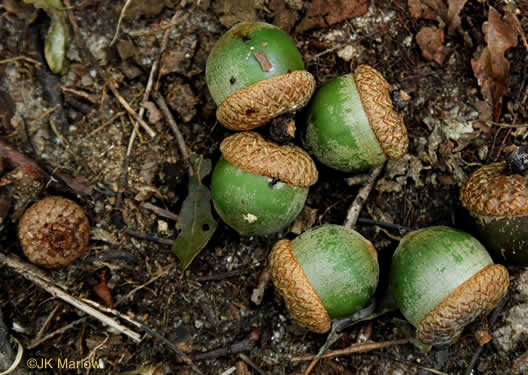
[194,320,204,329]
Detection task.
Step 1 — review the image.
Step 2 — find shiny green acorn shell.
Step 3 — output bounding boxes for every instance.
[210,157,308,236]
[205,22,305,106]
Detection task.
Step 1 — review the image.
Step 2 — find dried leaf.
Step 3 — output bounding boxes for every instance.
[23,0,70,74]
[296,0,369,32]
[471,7,518,121]
[416,26,445,64]
[172,154,217,270]
[447,0,468,32]
[94,272,113,308]
[408,0,445,20]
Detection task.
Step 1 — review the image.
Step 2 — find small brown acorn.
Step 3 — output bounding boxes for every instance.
[18,196,90,269]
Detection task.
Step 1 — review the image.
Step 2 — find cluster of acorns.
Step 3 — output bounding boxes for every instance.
[205,22,527,346]
[13,21,527,348]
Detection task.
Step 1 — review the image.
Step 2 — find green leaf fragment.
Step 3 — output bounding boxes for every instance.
[23,0,70,74]
[172,154,218,270]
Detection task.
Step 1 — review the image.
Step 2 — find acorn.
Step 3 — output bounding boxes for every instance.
[211,132,317,236]
[269,224,379,333]
[460,161,528,266]
[303,65,408,172]
[18,196,90,269]
[206,22,315,131]
[390,226,509,345]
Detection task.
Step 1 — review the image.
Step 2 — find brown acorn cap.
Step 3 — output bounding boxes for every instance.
[416,264,509,345]
[268,239,331,333]
[220,132,318,188]
[216,70,316,131]
[18,196,90,269]
[354,65,408,160]
[460,161,528,217]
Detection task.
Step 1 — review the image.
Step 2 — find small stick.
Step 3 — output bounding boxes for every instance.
[126,229,174,245]
[0,56,43,67]
[292,338,409,362]
[153,92,194,176]
[30,305,60,347]
[62,87,98,104]
[344,163,384,229]
[141,202,179,221]
[373,352,449,375]
[465,294,509,375]
[110,0,134,45]
[0,254,142,343]
[87,111,126,137]
[238,354,268,375]
[27,317,88,349]
[81,298,204,375]
[26,105,58,130]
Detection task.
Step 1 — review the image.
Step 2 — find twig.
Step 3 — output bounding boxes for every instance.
[344,163,384,229]
[0,336,23,375]
[110,0,134,45]
[63,0,156,139]
[87,112,126,137]
[141,202,179,221]
[61,87,98,104]
[465,294,509,375]
[126,229,174,245]
[27,318,88,349]
[81,299,204,375]
[356,218,413,235]
[49,118,95,175]
[0,254,142,343]
[0,56,43,67]
[115,10,185,220]
[373,352,449,375]
[30,305,60,347]
[292,338,409,362]
[26,105,58,130]
[114,263,176,307]
[107,83,156,138]
[190,329,261,361]
[238,354,268,375]
[194,268,254,282]
[153,92,194,176]
[301,302,377,374]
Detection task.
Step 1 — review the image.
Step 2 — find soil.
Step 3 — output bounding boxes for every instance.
[1,1,528,374]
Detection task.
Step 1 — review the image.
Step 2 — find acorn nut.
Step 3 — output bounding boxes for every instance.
[269,224,379,333]
[206,22,316,131]
[18,196,90,269]
[304,65,408,172]
[390,226,509,345]
[211,132,318,236]
[460,161,528,266]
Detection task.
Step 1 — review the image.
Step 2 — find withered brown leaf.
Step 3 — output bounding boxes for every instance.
[416,26,445,65]
[471,7,518,121]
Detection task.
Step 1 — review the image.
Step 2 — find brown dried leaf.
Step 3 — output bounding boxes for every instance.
[296,0,369,32]
[416,26,445,64]
[408,0,445,20]
[94,272,113,308]
[471,7,518,121]
[447,0,468,32]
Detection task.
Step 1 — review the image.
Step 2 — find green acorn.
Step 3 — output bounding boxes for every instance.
[206,22,315,131]
[211,132,318,236]
[304,65,408,172]
[390,226,509,345]
[269,224,379,333]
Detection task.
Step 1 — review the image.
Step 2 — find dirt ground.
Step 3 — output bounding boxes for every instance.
[1,0,528,374]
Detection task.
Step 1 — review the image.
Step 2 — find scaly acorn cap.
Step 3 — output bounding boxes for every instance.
[220,132,318,188]
[460,161,528,217]
[354,65,408,159]
[268,239,331,333]
[217,70,316,131]
[416,264,509,344]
